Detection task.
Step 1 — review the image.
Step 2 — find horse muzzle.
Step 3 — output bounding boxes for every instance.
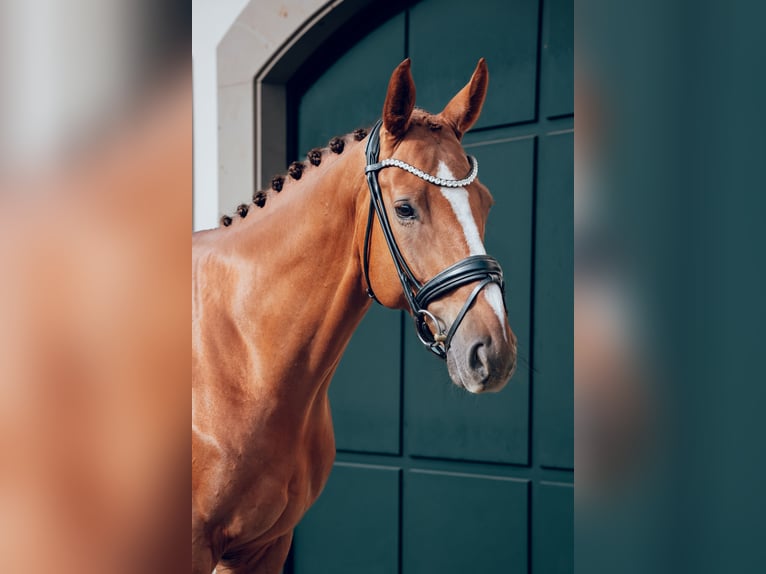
[446,320,517,394]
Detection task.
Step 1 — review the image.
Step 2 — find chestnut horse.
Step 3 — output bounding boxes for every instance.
[192,58,517,573]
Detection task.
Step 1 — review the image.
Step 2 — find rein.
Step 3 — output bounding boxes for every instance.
[363,120,506,359]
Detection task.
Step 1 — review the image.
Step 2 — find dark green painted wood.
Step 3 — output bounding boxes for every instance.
[469,135,537,385]
[533,483,574,574]
[297,13,405,158]
[403,137,535,465]
[409,0,540,129]
[330,305,401,454]
[292,464,400,574]
[542,0,574,118]
[403,333,529,464]
[403,470,528,574]
[534,132,574,469]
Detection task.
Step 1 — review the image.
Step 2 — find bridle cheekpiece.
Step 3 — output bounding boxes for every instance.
[362,119,506,360]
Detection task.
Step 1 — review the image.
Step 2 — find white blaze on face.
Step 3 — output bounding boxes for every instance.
[437,161,507,339]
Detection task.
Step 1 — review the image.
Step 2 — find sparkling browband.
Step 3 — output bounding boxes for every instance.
[366,155,479,188]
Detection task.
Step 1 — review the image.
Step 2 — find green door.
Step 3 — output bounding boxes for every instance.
[285,0,572,572]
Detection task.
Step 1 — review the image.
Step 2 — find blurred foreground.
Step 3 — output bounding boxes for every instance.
[0,1,190,572]
[576,0,766,572]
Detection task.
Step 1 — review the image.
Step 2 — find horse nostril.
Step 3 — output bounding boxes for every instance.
[469,342,490,380]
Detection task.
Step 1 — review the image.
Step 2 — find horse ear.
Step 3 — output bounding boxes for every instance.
[382,58,416,139]
[440,58,489,139]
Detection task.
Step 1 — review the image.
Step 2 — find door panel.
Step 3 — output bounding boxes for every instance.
[402,470,528,574]
[534,132,574,470]
[330,306,402,454]
[472,135,537,340]
[292,464,400,574]
[542,0,575,118]
[533,482,574,574]
[403,136,536,466]
[404,325,529,464]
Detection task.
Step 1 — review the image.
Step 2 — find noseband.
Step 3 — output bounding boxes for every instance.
[363,120,506,359]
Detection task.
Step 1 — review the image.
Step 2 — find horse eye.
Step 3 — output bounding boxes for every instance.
[395,203,415,219]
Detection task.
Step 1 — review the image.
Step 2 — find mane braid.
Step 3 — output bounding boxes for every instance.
[271,175,284,192]
[220,214,232,227]
[329,137,345,154]
[307,148,322,166]
[237,204,249,218]
[253,191,267,208]
[288,161,304,180]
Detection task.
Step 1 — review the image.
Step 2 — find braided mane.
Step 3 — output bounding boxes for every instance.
[219,127,369,227]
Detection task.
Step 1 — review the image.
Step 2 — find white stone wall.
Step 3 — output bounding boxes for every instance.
[192,0,249,231]
[192,0,332,231]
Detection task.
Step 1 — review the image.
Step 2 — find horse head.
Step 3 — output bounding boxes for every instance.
[363,58,517,393]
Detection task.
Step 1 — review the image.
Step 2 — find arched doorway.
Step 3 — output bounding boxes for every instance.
[274,0,574,572]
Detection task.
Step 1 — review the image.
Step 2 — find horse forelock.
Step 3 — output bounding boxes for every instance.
[386,109,470,173]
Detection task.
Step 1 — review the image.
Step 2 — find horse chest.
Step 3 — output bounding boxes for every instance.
[240,460,327,536]
[217,411,336,548]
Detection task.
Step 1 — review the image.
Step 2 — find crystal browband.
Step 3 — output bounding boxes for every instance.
[365,155,479,188]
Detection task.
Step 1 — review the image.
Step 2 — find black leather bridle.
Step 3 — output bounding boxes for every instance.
[363,119,506,359]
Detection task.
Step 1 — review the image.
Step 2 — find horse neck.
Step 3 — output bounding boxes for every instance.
[196,142,372,405]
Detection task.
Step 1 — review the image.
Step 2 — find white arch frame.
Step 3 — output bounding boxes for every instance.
[193,0,377,230]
